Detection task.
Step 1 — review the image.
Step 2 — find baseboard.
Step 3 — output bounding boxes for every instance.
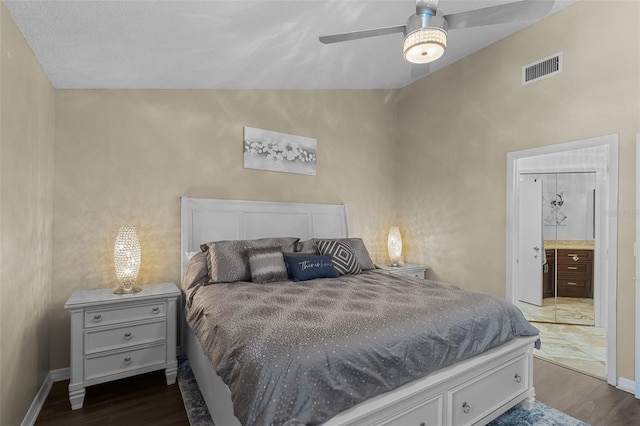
[616,377,635,394]
[50,367,70,382]
[21,372,54,426]
[21,367,70,426]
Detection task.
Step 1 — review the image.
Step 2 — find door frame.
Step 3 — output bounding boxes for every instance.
[506,134,618,386]
[635,134,640,398]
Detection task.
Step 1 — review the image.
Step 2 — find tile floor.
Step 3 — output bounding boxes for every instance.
[531,321,606,379]
[519,297,594,326]
[519,296,605,378]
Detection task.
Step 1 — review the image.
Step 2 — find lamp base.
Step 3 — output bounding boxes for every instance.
[113,285,142,294]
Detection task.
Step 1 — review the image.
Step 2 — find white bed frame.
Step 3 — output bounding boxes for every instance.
[180,197,538,426]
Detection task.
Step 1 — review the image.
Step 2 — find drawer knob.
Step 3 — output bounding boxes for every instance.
[572,255,579,261]
[515,373,522,383]
[151,307,160,314]
[122,357,132,366]
[462,402,471,414]
[419,422,426,426]
[92,314,103,323]
[123,332,132,341]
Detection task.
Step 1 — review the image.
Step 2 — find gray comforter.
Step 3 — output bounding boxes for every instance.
[184,266,539,426]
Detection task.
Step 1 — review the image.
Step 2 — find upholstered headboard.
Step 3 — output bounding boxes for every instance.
[180,197,350,276]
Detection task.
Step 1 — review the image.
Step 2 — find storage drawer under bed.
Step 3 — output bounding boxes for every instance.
[448,354,528,426]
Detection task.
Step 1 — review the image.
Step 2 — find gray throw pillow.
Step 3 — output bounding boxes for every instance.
[202,237,299,283]
[246,246,289,284]
[316,240,362,276]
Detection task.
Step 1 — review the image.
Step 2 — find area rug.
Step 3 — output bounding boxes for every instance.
[177,359,589,426]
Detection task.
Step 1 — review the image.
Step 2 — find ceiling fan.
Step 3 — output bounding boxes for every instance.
[319,0,554,68]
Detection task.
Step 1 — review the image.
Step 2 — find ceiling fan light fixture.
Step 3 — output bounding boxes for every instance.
[403,27,447,64]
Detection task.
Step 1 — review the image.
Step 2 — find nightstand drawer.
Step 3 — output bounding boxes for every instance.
[84,344,166,381]
[85,302,165,328]
[376,264,427,279]
[85,320,166,354]
[403,271,425,279]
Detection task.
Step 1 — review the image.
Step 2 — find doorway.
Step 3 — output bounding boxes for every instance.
[506,134,618,385]
[518,172,597,326]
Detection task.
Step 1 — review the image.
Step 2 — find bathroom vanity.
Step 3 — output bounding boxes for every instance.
[543,240,594,299]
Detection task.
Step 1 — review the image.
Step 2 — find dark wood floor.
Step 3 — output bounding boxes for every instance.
[36,357,640,425]
[35,370,189,425]
[533,358,640,426]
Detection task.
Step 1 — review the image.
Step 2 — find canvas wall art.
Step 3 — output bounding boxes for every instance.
[243,127,317,176]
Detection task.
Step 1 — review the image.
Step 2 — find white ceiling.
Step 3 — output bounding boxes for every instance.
[4,0,576,90]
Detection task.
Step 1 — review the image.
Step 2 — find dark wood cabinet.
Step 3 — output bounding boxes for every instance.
[543,249,555,298]
[544,249,593,299]
[556,249,593,298]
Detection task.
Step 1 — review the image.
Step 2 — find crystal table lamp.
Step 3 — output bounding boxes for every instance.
[388,226,404,267]
[113,226,142,294]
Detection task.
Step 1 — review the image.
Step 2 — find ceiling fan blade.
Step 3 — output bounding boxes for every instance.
[445,0,554,30]
[410,63,431,80]
[319,25,405,44]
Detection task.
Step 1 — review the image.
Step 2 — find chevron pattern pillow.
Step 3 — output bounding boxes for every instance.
[315,240,362,276]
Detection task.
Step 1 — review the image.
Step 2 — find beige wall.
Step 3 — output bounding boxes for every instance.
[51,89,399,368]
[0,3,55,425]
[397,0,639,379]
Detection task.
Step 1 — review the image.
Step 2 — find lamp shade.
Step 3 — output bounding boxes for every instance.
[388,227,404,267]
[403,27,447,64]
[113,226,142,294]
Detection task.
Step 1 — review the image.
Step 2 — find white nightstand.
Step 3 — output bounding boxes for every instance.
[64,282,181,409]
[377,263,428,279]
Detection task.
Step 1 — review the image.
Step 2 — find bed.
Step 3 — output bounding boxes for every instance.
[180,197,540,426]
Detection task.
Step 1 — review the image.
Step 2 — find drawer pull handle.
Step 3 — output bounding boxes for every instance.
[567,266,578,270]
[92,314,103,323]
[122,357,132,366]
[572,255,579,261]
[567,282,578,286]
[151,307,160,314]
[462,402,471,414]
[515,373,522,383]
[123,332,132,341]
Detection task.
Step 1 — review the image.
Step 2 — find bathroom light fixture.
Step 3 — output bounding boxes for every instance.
[113,226,142,294]
[388,227,404,267]
[403,27,447,64]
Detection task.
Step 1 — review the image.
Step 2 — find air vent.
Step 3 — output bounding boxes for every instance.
[522,52,562,85]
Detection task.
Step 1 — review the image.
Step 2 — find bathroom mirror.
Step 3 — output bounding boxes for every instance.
[518,172,596,325]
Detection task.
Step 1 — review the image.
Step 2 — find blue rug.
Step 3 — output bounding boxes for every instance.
[177,359,589,426]
[487,401,589,426]
[177,359,215,426]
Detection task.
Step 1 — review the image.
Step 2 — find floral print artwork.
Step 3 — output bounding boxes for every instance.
[243,126,317,176]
